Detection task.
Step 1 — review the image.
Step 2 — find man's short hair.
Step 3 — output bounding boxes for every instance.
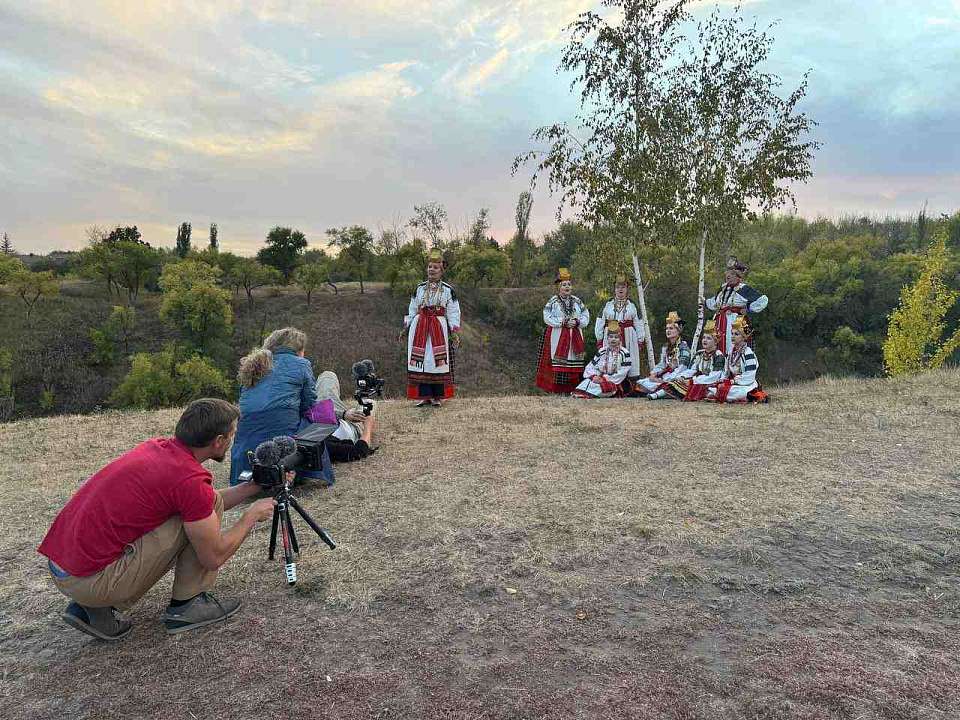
[175,398,240,447]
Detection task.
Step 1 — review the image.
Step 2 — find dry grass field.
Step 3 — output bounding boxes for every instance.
[2,371,959,719]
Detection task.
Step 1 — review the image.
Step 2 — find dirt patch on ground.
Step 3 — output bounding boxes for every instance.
[2,371,959,719]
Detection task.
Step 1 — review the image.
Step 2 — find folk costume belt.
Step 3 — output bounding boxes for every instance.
[554,324,584,361]
[411,306,447,368]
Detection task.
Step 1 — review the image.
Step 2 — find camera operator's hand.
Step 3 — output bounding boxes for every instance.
[245,497,276,524]
[345,409,366,424]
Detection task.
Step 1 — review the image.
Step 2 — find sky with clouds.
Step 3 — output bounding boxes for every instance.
[1,0,959,254]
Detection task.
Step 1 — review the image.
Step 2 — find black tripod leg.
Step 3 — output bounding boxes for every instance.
[288,495,337,550]
[268,504,280,560]
[285,507,299,554]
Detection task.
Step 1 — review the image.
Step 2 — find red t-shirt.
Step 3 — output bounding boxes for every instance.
[38,437,216,576]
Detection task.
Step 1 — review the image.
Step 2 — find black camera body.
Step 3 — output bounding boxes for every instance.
[352,359,385,416]
[241,423,337,487]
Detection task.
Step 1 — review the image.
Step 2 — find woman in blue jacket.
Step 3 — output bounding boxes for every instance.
[229,327,318,485]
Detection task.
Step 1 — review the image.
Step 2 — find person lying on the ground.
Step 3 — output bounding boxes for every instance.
[571,321,632,398]
[312,371,377,462]
[38,399,276,641]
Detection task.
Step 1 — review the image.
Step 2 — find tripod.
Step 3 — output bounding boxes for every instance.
[267,479,337,585]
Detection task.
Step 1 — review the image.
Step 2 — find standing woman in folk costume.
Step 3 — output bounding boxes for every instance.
[635,311,692,397]
[402,249,462,407]
[535,268,590,394]
[594,275,646,392]
[708,316,769,403]
[650,319,726,401]
[571,321,632,398]
[703,257,769,354]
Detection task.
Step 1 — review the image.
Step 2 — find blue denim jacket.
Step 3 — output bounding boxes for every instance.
[229,348,318,485]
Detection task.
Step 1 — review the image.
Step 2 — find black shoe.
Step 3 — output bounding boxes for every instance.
[62,602,132,641]
[162,592,241,635]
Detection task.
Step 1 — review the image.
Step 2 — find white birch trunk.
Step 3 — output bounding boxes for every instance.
[690,229,707,351]
[631,253,657,370]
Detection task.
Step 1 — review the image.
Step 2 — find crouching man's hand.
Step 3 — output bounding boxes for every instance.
[245,498,277,524]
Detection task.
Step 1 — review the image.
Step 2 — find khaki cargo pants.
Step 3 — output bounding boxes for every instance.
[52,492,224,610]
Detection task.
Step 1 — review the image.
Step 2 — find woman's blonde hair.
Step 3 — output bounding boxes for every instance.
[238,348,273,388]
[263,327,307,354]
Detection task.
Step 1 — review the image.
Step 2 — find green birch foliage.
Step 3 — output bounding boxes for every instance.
[884,230,960,376]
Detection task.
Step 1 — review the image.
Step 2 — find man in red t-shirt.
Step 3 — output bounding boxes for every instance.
[39,398,276,640]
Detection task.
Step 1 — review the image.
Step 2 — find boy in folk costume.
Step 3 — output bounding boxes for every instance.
[594,275,646,390]
[703,257,769,354]
[635,311,692,397]
[402,249,462,407]
[708,316,769,403]
[535,268,590,394]
[571,321,633,398]
[650,319,726,401]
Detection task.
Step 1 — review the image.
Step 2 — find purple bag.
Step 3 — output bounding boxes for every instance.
[304,399,337,425]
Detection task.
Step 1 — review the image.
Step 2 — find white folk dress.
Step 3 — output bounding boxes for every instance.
[594,299,645,379]
[574,347,632,398]
[636,340,692,394]
[705,282,768,354]
[535,294,590,394]
[708,343,759,402]
[404,280,461,399]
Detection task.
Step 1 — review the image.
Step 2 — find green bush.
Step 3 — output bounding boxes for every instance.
[111,346,233,409]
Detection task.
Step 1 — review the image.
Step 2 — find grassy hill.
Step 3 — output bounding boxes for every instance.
[3,371,959,719]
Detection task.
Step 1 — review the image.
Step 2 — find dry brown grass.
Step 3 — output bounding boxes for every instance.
[2,370,959,719]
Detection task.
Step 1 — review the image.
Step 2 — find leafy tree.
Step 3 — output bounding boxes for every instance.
[90,305,137,365]
[257,226,307,282]
[453,245,511,288]
[209,223,219,252]
[114,241,162,303]
[106,225,144,245]
[386,238,427,298]
[1,232,14,255]
[408,203,447,248]
[466,208,494,248]
[175,222,192,258]
[0,253,24,284]
[327,225,375,293]
[232,257,282,306]
[514,0,818,356]
[111,345,232,409]
[884,230,960,376]
[295,261,331,305]
[212,251,243,295]
[159,260,232,353]
[507,191,535,285]
[9,269,59,321]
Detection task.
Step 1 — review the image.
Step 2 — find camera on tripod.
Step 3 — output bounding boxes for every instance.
[239,423,339,585]
[352,359,385,416]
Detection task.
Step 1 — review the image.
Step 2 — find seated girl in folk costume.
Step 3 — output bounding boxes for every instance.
[703,256,768,354]
[571,321,632,398]
[635,311,691,397]
[535,268,590,394]
[593,275,646,393]
[402,248,462,407]
[708,316,769,403]
[649,319,726,401]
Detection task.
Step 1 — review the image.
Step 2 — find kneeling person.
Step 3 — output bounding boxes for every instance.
[571,321,632,398]
[38,399,276,640]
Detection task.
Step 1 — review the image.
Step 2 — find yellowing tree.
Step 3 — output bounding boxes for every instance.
[883,230,960,376]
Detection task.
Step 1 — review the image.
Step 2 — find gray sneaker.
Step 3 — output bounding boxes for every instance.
[62,602,132,641]
[162,593,241,635]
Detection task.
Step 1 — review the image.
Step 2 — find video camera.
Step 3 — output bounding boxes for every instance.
[240,423,336,488]
[240,424,339,585]
[351,359,385,416]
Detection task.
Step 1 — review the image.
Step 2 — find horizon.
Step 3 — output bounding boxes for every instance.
[2,0,959,255]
